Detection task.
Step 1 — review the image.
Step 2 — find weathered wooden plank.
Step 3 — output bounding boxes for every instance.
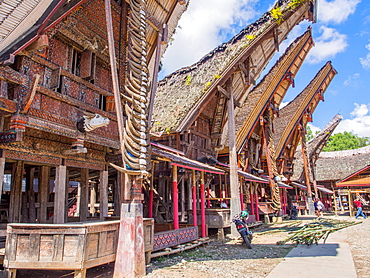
[52,234,64,262]
[9,161,23,223]
[98,231,107,257]
[29,234,41,261]
[54,165,67,224]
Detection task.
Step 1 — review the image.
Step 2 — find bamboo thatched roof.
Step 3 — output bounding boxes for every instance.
[314,145,370,182]
[273,61,337,159]
[230,27,314,151]
[152,0,316,134]
[291,114,343,181]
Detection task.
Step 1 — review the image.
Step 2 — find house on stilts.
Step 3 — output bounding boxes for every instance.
[272,61,337,215]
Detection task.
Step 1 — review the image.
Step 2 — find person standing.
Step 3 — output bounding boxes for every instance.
[314,198,324,218]
[354,197,367,219]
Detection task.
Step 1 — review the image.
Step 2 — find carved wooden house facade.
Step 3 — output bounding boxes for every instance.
[151,0,316,227]
[0,0,187,224]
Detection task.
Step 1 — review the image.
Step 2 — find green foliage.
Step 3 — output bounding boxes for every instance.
[270,7,284,24]
[322,131,370,152]
[305,125,319,141]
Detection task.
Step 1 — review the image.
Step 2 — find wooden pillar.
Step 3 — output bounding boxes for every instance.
[9,161,24,223]
[28,168,36,222]
[99,170,109,220]
[180,174,186,222]
[348,189,353,217]
[300,129,314,215]
[0,155,5,204]
[113,173,122,216]
[192,170,197,227]
[54,165,67,224]
[250,185,255,216]
[255,186,260,222]
[80,168,89,222]
[227,82,241,236]
[148,167,154,218]
[200,171,206,238]
[39,166,50,223]
[90,182,97,217]
[75,185,81,217]
[172,165,179,229]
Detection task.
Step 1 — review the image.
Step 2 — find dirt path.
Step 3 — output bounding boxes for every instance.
[12,216,369,278]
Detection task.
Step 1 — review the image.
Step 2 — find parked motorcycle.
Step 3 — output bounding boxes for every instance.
[232,210,253,249]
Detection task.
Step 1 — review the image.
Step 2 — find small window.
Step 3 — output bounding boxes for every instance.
[99,94,107,111]
[71,49,82,76]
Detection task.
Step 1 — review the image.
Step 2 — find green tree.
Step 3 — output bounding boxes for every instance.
[322,131,370,152]
[305,125,319,141]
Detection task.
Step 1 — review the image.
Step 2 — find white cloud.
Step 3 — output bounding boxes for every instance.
[334,103,370,137]
[160,0,259,77]
[307,26,348,64]
[318,0,360,24]
[360,43,370,69]
[343,73,360,86]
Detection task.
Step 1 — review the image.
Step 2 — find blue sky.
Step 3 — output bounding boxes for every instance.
[159,0,370,137]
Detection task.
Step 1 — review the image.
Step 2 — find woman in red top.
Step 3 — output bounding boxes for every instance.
[354,197,367,219]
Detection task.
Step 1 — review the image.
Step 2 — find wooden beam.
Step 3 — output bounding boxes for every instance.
[54,165,67,224]
[105,0,125,157]
[21,74,40,113]
[99,170,109,220]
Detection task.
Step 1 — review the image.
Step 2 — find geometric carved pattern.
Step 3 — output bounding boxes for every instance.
[153,226,198,252]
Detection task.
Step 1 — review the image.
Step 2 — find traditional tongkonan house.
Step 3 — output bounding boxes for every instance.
[220,27,314,223]
[272,61,337,215]
[151,0,317,236]
[291,114,342,213]
[0,0,189,276]
[314,147,370,216]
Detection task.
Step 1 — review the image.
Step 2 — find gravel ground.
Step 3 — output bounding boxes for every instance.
[12,215,369,278]
[343,217,370,278]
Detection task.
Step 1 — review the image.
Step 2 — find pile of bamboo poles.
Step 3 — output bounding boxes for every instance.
[277,219,360,246]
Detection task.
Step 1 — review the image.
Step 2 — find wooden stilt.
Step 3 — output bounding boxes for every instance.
[227,82,241,237]
[200,171,206,238]
[172,165,179,229]
[0,156,6,204]
[9,161,24,223]
[180,174,186,222]
[80,168,89,222]
[99,170,109,220]
[54,165,67,224]
[192,170,197,227]
[250,185,255,215]
[255,186,260,222]
[39,166,50,223]
[28,167,36,222]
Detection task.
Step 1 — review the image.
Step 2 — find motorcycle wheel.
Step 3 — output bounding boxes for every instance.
[243,235,252,249]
